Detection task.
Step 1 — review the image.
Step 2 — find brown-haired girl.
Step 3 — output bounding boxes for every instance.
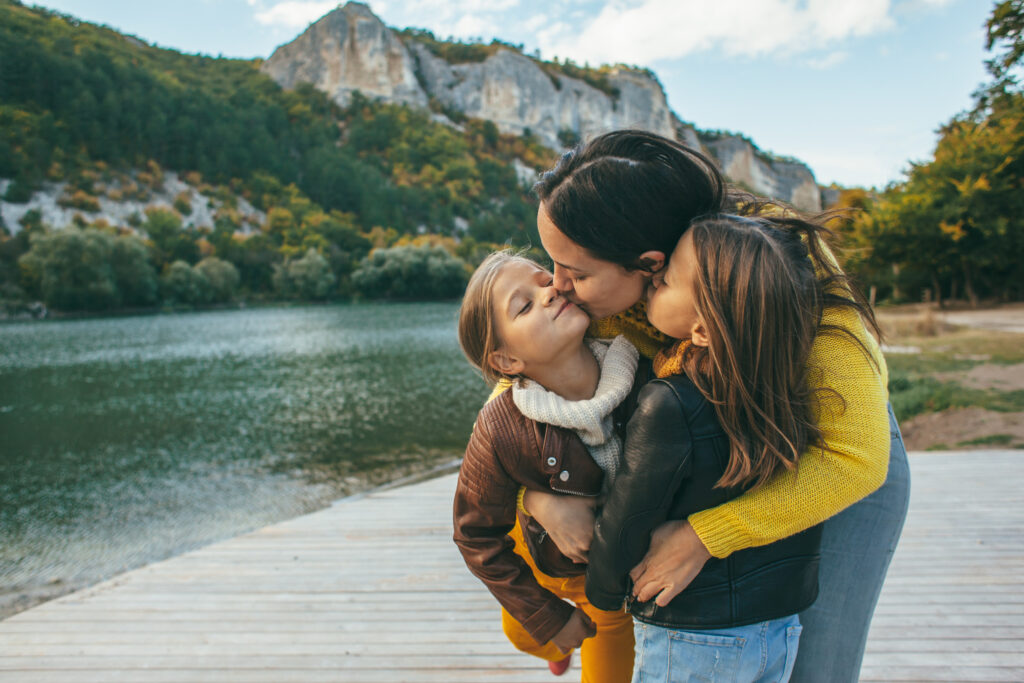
[453,250,640,682]
[586,213,834,681]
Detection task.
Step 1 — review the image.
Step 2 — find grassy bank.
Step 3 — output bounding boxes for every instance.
[877,305,1024,450]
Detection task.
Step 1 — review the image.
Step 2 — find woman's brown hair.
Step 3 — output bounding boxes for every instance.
[679,212,874,490]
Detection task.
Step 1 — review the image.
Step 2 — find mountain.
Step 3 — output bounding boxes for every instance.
[262,2,822,211]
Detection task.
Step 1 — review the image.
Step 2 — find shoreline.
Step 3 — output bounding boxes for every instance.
[0,457,463,621]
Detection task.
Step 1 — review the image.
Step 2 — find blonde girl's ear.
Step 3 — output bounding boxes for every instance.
[637,250,666,276]
[488,349,525,377]
[690,321,711,348]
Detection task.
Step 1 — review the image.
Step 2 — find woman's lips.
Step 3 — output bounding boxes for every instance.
[555,300,573,318]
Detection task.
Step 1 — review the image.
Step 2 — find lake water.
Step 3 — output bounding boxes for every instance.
[0,304,487,616]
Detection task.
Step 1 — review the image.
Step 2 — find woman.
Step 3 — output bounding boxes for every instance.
[523,129,911,683]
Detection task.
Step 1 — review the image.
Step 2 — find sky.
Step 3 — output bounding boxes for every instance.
[25,0,994,189]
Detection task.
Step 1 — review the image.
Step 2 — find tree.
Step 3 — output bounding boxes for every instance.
[161,260,211,305]
[272,248,335,300]
[110,234,159,306]
[351,245,469,300]
[194,256,239,303]
[18,227,118,311]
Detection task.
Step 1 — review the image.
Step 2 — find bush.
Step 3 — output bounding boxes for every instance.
[194,256,239,303]
[272,248,335,300]
[58,189,101,212]
[173,191,193,215]
[161,260,211,305]
[3,179,34,203]
[352,244,469,300]
[18,227,118,310]
[110,234,159,306]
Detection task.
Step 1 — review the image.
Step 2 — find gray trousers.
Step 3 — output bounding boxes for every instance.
[790,404,912,683]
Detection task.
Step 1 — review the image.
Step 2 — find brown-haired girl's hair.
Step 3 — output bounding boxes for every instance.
[679,213,873,490]
[457,250,533,386]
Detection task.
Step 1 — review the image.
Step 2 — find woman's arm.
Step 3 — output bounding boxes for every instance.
[585,381,693,610]
[631,305,890,604]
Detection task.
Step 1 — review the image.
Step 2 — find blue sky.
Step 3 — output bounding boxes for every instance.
[27,0,992,189]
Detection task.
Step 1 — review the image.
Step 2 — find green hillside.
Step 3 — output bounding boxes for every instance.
[0,0,554,311]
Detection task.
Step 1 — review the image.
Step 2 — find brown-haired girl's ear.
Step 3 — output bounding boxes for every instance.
[488,349,525,377]
[690,321,711,348]
[636,250,666,275]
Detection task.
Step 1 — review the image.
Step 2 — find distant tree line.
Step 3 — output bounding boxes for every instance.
[834,0,1024,305]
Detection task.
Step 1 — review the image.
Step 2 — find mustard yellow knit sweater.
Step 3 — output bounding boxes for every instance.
[490,296,891,559]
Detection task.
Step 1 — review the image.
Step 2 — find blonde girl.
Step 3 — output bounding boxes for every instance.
[453,251,639,682]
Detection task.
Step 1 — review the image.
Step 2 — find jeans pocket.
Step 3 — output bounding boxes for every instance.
[666,629,745,683]
[777,624,803,683]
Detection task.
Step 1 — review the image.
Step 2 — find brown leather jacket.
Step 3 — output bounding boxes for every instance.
[453,389,604,645]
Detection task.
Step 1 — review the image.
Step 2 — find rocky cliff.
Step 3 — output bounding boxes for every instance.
[262,2,821,211]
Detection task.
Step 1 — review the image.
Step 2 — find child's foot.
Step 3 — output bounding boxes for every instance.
[548,653,572,676]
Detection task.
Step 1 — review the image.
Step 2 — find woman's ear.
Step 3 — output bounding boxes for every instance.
[636,250,666,276]
[488,349,525,377]
[690,321,711,348]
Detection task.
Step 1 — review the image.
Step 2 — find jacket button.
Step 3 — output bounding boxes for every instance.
[559,470,570,482]
[546,457,557,467]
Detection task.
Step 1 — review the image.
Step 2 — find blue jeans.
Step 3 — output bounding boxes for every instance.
[632,615,802,683]
[790,403,911,683]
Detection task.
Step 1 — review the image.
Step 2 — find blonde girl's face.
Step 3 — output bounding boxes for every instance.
[488,260,590,378]
[646,231,706,342]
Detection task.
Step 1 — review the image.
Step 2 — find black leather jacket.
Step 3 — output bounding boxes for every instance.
[585,373,822,629]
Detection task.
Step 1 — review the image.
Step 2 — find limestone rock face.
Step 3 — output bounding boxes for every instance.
[405,44,678,150]
[262,2,823,211]
[701,135,822,212]
[261,2,426,108]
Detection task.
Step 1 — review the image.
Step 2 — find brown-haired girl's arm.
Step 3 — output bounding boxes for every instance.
[631,305,889,605]
[585,381,693,610]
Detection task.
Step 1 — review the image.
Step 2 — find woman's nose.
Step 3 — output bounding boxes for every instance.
[552,266,573,293]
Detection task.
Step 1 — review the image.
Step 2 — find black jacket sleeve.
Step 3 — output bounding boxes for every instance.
[585,380,694,610]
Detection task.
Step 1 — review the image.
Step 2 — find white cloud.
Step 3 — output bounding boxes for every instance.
[451,14,497,38]
[251,1,338,28]
[807,51,849,70]
[538,0,895,66]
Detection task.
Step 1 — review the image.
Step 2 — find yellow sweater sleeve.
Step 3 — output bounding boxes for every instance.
[688,304,891,558]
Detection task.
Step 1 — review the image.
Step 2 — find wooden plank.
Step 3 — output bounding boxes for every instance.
[1,451,1022,683]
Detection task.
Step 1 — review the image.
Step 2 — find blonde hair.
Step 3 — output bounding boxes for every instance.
[457,250,537,386]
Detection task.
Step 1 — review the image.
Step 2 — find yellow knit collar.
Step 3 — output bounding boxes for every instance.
[588,300,673,361]
[653,339,694,378]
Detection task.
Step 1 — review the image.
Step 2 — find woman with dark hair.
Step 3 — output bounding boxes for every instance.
[522,129,911,683]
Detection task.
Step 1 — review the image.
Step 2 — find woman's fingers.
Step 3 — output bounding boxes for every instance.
[629,520,712,605]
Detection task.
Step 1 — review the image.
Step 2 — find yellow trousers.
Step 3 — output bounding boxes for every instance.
[501,520,635,683]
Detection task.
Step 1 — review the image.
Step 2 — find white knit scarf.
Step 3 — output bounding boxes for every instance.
[512,335,639,482]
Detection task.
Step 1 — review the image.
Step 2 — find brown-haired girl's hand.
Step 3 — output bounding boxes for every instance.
[550,607,597,653]
[629,520,712,607]
[522,489,596,564]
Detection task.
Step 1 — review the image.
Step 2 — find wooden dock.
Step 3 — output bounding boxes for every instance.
[1,451,1021,682]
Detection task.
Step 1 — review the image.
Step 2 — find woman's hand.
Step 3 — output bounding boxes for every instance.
[629,520,712,607]
[550,608,597,653]
[522,489,596,564]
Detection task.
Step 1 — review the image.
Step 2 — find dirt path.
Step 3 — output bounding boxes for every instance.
[937,302,1024,333]
[901,407,1024,451]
